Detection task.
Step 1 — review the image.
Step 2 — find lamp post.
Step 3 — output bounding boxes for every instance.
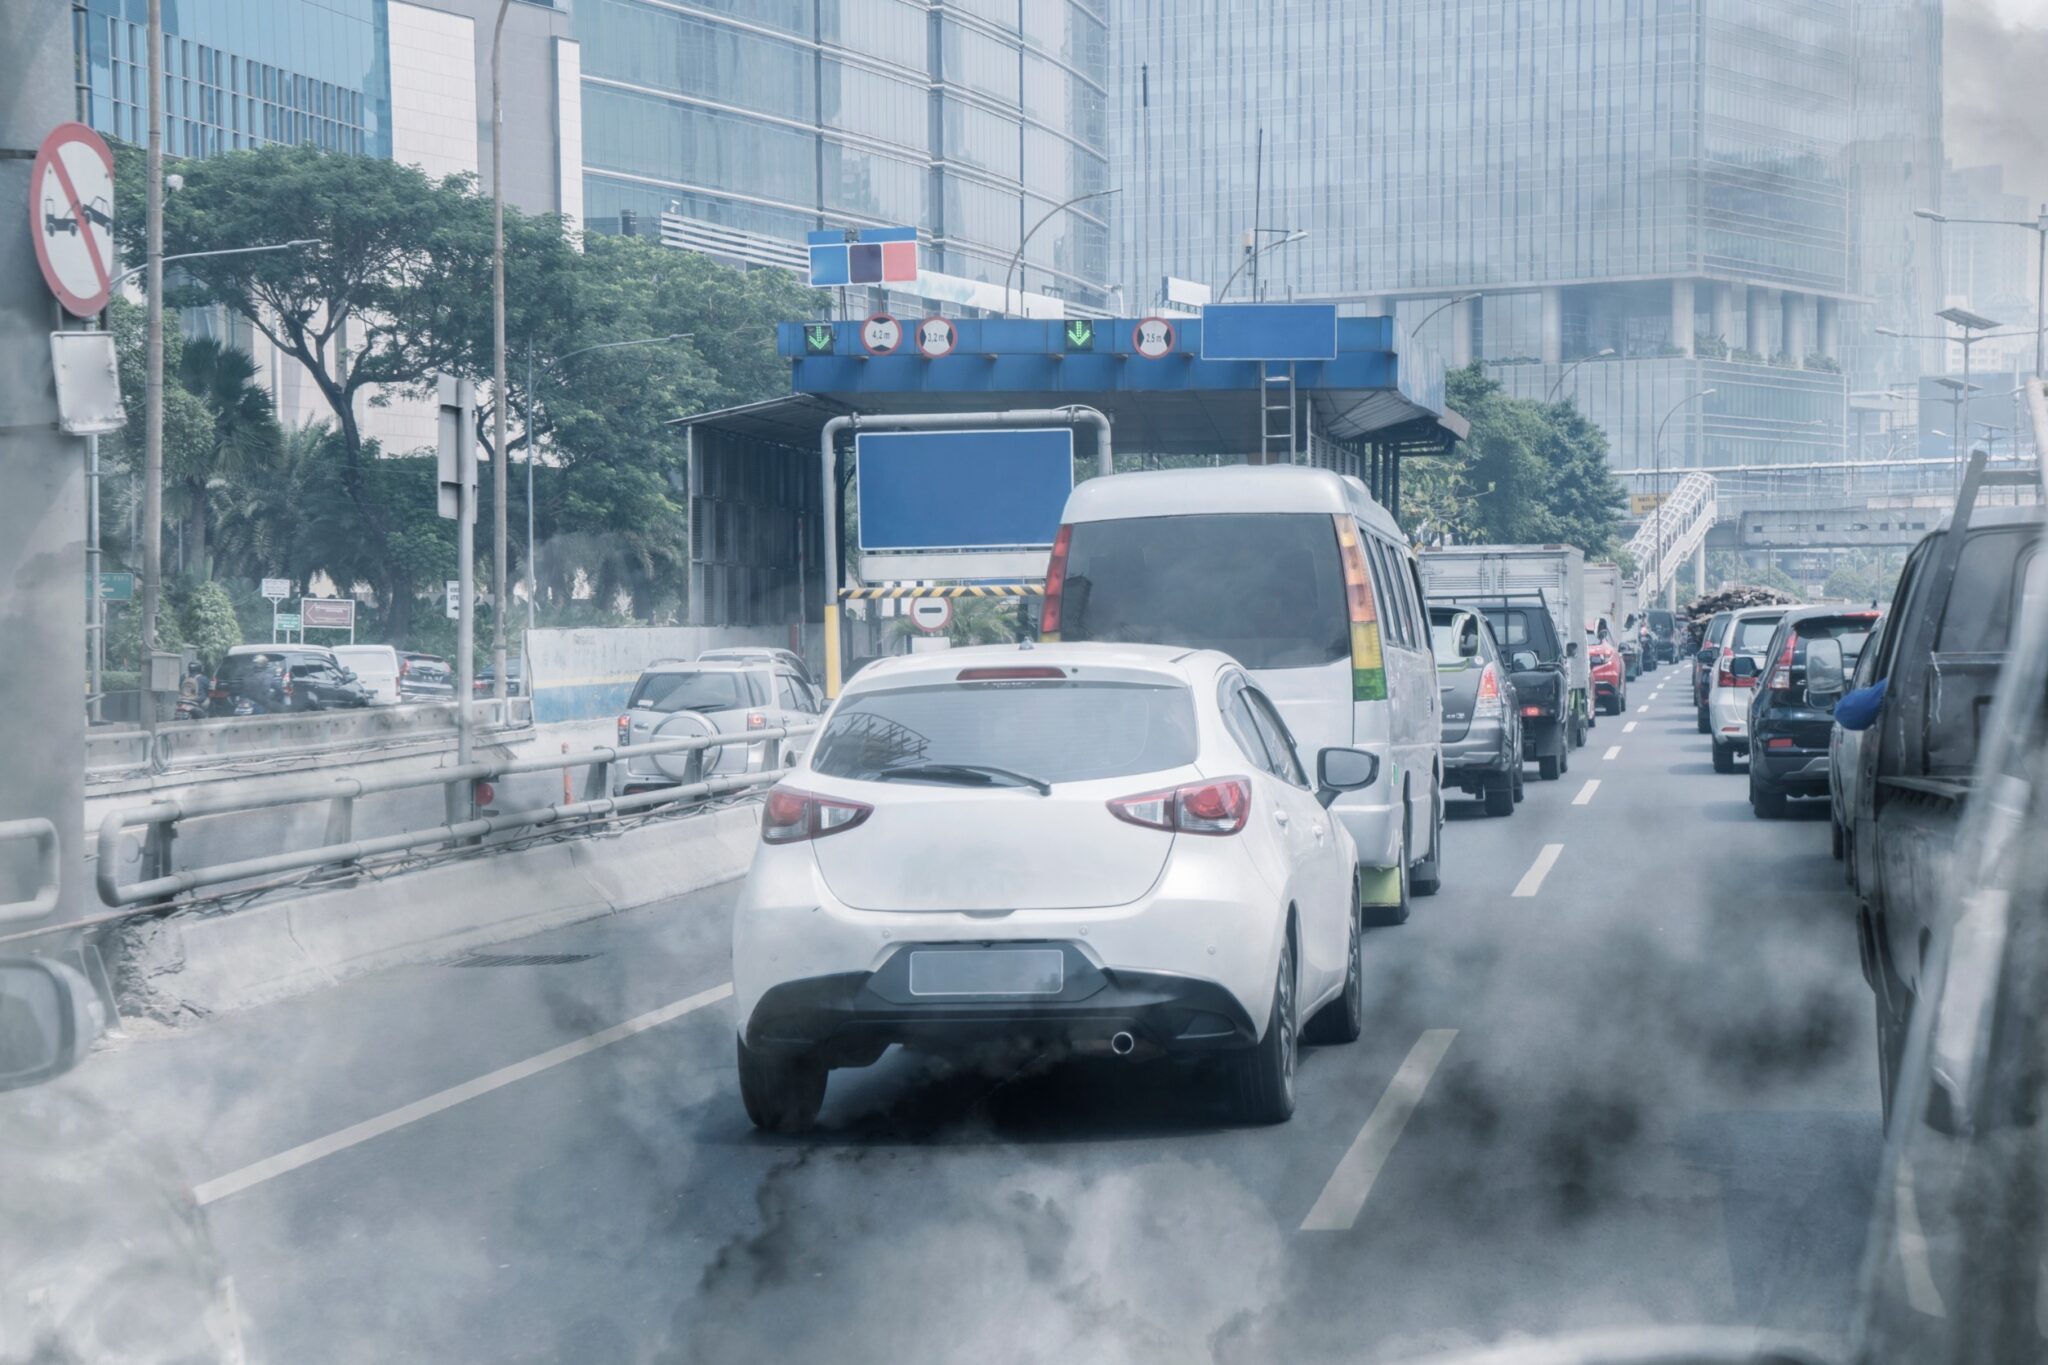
[1878,310,2024,486]
[1215,228,1308,302]
[1917,207,2048,379]
[517,334,693,629]
[1407,292,1480,340]
[1546,348,1618,403]
[1004,188,1120,317]
[491,0,513,701]
[1651,388,1716,607]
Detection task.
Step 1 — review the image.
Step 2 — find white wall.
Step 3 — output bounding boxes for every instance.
[553,38,584,231]
[386,2,480,183]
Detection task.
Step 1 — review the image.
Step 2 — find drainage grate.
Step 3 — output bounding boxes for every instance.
[447,952,598,969]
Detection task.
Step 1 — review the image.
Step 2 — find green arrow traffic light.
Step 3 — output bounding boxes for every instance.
[804,324,835,354]
[1065,319,1095,351]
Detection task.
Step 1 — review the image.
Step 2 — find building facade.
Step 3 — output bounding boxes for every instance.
[574,0,1113,311]
[1110,0,1865,485]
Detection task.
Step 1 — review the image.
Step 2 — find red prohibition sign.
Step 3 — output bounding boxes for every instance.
[30,122,117,317]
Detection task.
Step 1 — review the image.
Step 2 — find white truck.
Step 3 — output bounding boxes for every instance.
[1419,545,1592,762]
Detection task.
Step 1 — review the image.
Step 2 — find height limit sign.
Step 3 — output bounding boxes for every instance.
[31,123,116,317]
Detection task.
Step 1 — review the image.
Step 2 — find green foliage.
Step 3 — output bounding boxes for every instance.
[1821,548,1906,604]
[178,581,242,668]
[883,597,1028,648]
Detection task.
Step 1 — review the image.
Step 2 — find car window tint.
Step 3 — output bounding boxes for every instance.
[1244,689,1308,787]
[1218,678,1275,772]
[1369,539,1413,648]
[1935,528,2033,654]
[1428,614,1472,665]
[1731,615,1784,654]
[775,675,800,709]
[1875,543,1931,679]
[629,672,745,713]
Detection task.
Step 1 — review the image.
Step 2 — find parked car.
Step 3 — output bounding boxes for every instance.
[473,655,524,697]
[1744,606,1879,817]
[1705,605,1794,772]
[1644,607,1678,664]
[1586,627,1626,715]
[612,659,821,797]
[397,651,454,700]
[213,645,371,712]
[1836,464,2042,1112]
[1429,605,1522,816]
[1044,463,1444,918]
[331,644,402,705]
[1692,611,1734,733]
[731,642,1375,1132]
[697,646,820,694]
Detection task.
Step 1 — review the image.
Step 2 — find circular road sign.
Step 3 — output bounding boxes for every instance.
[861,313,904,356]
[914,316,958,359]
[909,597,954,633]
[30,122,117,318]
[1132,317,1176,360]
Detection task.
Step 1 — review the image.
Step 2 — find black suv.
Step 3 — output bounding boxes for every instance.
[1450,594,1573,781]
[214,647,373,713]
[1745,606,1879,818]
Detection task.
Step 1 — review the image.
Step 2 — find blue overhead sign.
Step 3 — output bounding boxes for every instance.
[808,226,918,288]
[1200,303,1339,361]
[856,428,1074,553]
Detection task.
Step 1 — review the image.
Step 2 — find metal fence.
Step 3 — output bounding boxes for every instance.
[86,697,535,780]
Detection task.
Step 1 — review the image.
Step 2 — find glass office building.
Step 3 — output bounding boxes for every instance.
[71,0,391,159]
[1111,0,1862,479]
[576,0,1113,309]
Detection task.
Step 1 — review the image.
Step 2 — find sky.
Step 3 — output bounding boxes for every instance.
[1947,0,2048,207]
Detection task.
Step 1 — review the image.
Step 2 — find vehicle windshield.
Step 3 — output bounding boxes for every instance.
[1429,615,1476,666]
[1475,607,1554,658]
[811,680,1197,785]
[629,671,747,713]
[1731,615,1786,654]
[1056,513,1349,669]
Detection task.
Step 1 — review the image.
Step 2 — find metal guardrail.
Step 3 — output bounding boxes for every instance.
[94,724,816,910]
[85,697,535,779]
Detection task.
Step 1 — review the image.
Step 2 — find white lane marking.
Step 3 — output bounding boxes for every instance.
[1573,779,1600,805]
[1637,704,1650,713]
[1603,745,1621,761]
[1623,721,1638,733]
[193,981,734,1206]
[1300,1029,1458,1231]
[1513,843,1565,897]
[1893,1156,1947,1317]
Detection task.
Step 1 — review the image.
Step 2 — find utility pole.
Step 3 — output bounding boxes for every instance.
[142,0,164,727]
[490,0,511,700]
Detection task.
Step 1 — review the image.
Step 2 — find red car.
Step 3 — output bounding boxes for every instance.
[1587,633,1627,715]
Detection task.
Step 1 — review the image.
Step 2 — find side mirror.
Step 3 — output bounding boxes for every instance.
[1316,747,1379,808]
[0,958,103,1093]
[1804,637,1845,698]
[1565,641,1580,658]
[1729,655,1760,682]
[1697,647,1716,666]
[1509,649,1540,672]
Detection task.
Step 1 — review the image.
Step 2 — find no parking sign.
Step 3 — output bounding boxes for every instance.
[30,123,116,317]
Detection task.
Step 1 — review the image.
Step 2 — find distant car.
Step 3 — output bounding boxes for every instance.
[1745,607,1879,818]
[1586,628,1626,715]
[696,646,820,695]
[1644,607,1678,664]
[1706,606,1793,772]
[1447,598,1572,781]
[473,656,524,697]
[1693,611,1734,734]
[331,644,402,705]
[731,642,1375,1132]
[214,644,369,712]
[1429,606,1522,816]
[611,659,821,797]
[397,651,454,700]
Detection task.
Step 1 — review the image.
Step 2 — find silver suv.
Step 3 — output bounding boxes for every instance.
[612,660,823,796]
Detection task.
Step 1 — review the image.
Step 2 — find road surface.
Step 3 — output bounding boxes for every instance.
[58,667,1880,1364]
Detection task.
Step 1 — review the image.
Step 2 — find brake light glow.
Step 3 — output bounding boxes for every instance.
[956,667,1066,681]
[761,786,873,844]
[1039,524,1072,639]
[1766,737,1795,749]
[1521,704,1542,717]
[617,714,632,747]
[1107,777,1251,836]
[1475,665,1504,718]
[746,712,769,730]
[1769,636,1796,691]
[1332,515,1388,702]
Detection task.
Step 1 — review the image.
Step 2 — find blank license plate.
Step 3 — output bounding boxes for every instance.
[907,948,1065,997]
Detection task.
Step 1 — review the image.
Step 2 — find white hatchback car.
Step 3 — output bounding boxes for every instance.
[1706,605,1795,772]
[732,642,1376,1132]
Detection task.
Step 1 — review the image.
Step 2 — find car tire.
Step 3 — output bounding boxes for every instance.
[1830,816,1846,860]
[736,1038,827,1134]
[1231,932,1299,1123]
[1750,772,1788,819]
[1712,741,1735,774]
[1538,753,1561,781]
[1560,741,1570,775]
[1305,893,1364,1046]
[1483,770,1514,817]
[1512,764,1525,802]
[1411,795,1442,897]
[1696,706,1710,735]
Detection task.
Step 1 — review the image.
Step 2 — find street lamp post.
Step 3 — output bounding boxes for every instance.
[1651,388,1716,607]
[1878,310,2025,485]
[1917,207,2048,379]
[1004,188,1120,317]
[491,0,513,702]
[1215,228,1308,302]
[1546,348,1618,404]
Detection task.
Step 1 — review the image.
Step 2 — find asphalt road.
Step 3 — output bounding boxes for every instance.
[61,664,1882,1364]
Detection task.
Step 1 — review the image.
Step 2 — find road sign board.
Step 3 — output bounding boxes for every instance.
[914,317,957,359]
[855,427,1074,555]
[300,597,356,629]
[95,571,135,602]
[446,579,462,620]
[30,123,116,317]
[260,577,292,601]
[1199,303,1339,361]
[1132,317,1176,359]
[861,313,903,356]
[802,323,835,355]
[1063,319,1096,352]
[273,613,302,632]
[1629,494,1666,516]
[909,597,954,633]
[807,226,918,288]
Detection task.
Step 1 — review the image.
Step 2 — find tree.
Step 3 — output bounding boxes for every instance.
[1430,365,1627,554]
[175,337,281,579]
[178,581,242,669]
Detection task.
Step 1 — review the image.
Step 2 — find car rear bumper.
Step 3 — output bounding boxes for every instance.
[1593,678,1621,699]
[1441,724,1512,773]
[1709,690,1752,744]
[1755,747,1830,791]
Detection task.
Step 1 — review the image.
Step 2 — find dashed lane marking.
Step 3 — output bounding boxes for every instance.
[1300,1029,1458,1231]
[1573,779,1601,805]
[1513,843,1565,897]
[192,981,735,1206]
[1623,722,1638,733]
[1637,704,1650,713]
[1603,745,1621,760]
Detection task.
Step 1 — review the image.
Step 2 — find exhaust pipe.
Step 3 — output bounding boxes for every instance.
[1109,1031,1136,1057]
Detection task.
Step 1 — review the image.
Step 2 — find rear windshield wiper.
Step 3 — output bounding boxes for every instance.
[872,762,1051,795]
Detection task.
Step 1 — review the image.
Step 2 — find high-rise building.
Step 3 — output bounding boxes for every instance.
[574,0,1113,311]
[1111,0,1865,488]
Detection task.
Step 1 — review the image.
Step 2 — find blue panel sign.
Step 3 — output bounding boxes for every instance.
[856,428,1074,553]
[808,226,918,288]
[1200,303,1340,361]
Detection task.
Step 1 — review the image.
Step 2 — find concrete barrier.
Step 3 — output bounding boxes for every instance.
[525,625,821,723]
[86,697,533,782]
[111,801,762,1020]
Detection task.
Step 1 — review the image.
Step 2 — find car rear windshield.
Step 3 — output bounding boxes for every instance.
[1428,615,1475,665]
[811,680,1198,785]
[1647,610,1674,631]
[1056,513,1349,670]
[629,671,748,713]
[1796,616,1878,662]
[1475,608,1557,659]
[1935,529,2039,654]
[1731,615,1785,654]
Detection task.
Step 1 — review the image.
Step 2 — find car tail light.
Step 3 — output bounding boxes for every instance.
[1769,636,1796,691]
[957,667,1066,681]
[1107,777,1250,836]
[1766,737,1795,750]
[746,712,768,730]
[1039,524,1072,639]
[1332,515,1388,701]
[1716,647,1754,690]
[1521,703,1542,717]
[616,714,632,747]
[400,658,411,676]
[472,780,496,807]
[761,786,872,844]
[1475,665,1504,718]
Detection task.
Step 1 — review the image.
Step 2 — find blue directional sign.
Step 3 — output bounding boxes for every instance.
[855,428,1074,553]
[808,226,918,288]
[1200,303,1339,361]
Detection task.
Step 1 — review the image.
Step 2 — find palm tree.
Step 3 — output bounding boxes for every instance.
[176,337,282,580]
